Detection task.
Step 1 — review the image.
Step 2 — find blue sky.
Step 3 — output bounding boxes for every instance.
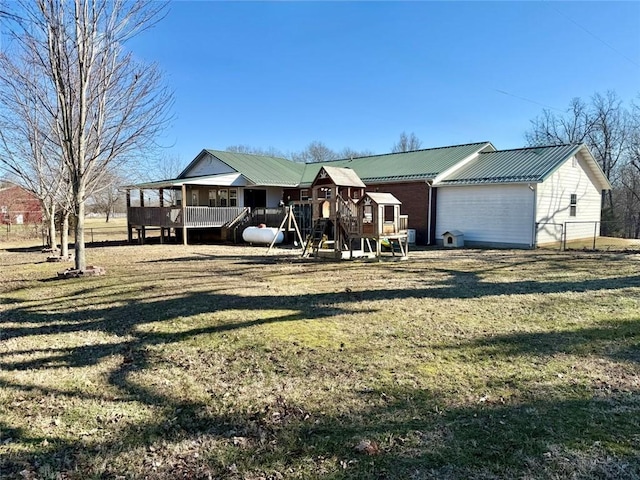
[130,1,640,162]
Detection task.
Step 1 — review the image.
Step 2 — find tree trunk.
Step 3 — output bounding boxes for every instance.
[47,202,57,250]
[75,188,86,271]
[61,211,69,259]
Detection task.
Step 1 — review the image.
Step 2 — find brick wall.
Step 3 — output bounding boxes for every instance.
[0,185,43,224]
[365,181,431,245]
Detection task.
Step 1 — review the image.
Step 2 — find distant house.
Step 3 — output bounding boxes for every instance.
[0,183,43,225]
[126,142,611,248]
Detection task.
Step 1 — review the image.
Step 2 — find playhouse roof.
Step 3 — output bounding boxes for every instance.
[362,192,402,205]
[313,166,366,187]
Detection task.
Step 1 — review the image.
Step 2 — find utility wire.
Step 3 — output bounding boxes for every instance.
[548,2,640,69]
[493,88,564,112]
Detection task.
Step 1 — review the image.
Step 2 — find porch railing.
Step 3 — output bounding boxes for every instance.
[128,207,183,227]
[185,206,246,227]
[128,206,247,228]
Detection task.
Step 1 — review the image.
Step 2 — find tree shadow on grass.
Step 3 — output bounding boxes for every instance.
[436,318,640,365]
[2,261,640,477]
[2,374,639,479]
[2,271,639,347]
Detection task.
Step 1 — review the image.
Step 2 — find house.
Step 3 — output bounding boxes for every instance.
[126,142,610,249]
[0,183,43,225]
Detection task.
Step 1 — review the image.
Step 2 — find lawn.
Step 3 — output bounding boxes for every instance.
[1,243,639,479]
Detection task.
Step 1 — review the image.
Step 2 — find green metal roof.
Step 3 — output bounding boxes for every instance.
[181,150,306,187]
[299,142,494,185]
[436,144,589,186]
[138,141,609,192]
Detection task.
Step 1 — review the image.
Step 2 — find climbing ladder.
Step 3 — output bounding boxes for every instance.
[302,218,332,257]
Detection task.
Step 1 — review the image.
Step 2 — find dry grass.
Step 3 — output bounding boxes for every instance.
[1,243,639,479]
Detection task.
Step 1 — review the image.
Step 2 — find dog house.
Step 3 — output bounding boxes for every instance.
[442,230,464,248]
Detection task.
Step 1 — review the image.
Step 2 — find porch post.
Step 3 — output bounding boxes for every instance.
[182,184,187,245]
[159,188,164,244]
[126,189,132,244]
[139,189,145,245]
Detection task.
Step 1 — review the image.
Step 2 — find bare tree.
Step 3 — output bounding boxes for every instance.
[148,153,185,206]
[525,97,594,146]
[526,92,632,179]
[88,170,125,222]
[225,142,374,163]
[1,0,173,271]
[225,144,286,158]
[0,41,69,250]
[391,131,422,153]
[291,141,339,163]
[338,147,374,159]
[525,91,637,236]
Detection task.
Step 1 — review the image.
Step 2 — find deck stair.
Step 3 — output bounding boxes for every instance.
[221,207,251,242]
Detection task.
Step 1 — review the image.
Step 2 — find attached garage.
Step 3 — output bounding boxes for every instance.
[433,144,611,248]
[436,184,536,248]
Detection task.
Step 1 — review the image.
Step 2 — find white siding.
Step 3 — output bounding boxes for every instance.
[266,187,284,207]
[186,153,236,177]
[437,184,535,247]
[536,154,602,245]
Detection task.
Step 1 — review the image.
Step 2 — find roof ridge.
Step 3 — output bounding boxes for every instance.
[306,141,493,164]
[483,143,579,154]
[205,149,291,162]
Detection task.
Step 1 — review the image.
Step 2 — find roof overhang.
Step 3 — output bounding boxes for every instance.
[125,173,250,190]
[575,144,612,191]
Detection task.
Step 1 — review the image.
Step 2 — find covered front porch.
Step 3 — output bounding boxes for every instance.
[125,173,284,245]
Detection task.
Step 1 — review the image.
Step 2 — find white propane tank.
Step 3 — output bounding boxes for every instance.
[242,226,284,245]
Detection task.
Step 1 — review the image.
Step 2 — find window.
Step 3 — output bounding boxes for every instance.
[219,189,228,207]
[384,205,395,223]
[363,204,373,223]
[570,194,577,216]
[300,189,310,201]
[318,187,332,199]
[208,190,216,207]
[352,189,361,200]
[229,189,237,207]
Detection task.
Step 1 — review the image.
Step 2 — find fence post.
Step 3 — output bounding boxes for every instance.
[562,222,567,251]
[593,222,598,250]
[91,228,94,244]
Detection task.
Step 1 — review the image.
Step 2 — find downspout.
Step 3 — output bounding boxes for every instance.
[426,181,432,245]
[529,183,536,249]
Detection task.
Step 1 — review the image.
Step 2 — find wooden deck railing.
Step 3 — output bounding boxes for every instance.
[128,206,247,228]
[185,207,246,227]
[399,215,408,232]
[128,207,182,227]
